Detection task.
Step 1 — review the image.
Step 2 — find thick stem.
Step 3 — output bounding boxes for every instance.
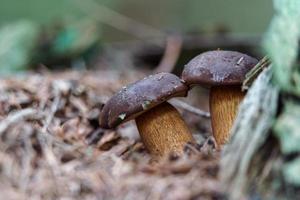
[210,86,245,146]
[135,102,194,158]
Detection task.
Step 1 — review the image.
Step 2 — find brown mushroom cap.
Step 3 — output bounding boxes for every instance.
[182,50,258,86]
[99,72,188,129]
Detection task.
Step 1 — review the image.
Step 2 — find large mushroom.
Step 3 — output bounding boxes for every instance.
[99,72,195,158]
[182,50,258,146]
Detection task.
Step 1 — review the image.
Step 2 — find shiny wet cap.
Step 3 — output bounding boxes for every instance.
[182,50,258,86]
[99,72,188,129]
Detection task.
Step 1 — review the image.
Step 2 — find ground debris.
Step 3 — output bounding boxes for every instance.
[0,70,222,200]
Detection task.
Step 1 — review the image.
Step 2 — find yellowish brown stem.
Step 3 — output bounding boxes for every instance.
[136,102,194,158]
[209,86,245,147]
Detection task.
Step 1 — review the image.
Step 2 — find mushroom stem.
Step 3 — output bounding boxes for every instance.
[135,102,194,158]
[209,86,245,146]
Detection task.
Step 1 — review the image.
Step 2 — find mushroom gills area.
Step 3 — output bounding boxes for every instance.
[136,102,194,158]
[209,86,245,146]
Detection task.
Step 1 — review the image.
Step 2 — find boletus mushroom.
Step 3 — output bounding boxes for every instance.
[99,72,195,158]
[182,50,258,146]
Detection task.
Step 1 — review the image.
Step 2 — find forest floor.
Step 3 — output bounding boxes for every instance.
[0,69,223,200]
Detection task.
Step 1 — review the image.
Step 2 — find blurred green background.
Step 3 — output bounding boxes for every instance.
[0,0,273,40]
[0,0,273,73]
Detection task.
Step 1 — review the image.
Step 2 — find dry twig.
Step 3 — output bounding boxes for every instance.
[0,108,40,135]
[170,99,210,118]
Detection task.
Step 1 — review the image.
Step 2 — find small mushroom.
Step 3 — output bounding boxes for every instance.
[99,72,195,158]
[182,50,258,146]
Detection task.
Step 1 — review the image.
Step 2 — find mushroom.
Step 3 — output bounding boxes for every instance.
[182,50,258,146]
[99,72,195,158]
